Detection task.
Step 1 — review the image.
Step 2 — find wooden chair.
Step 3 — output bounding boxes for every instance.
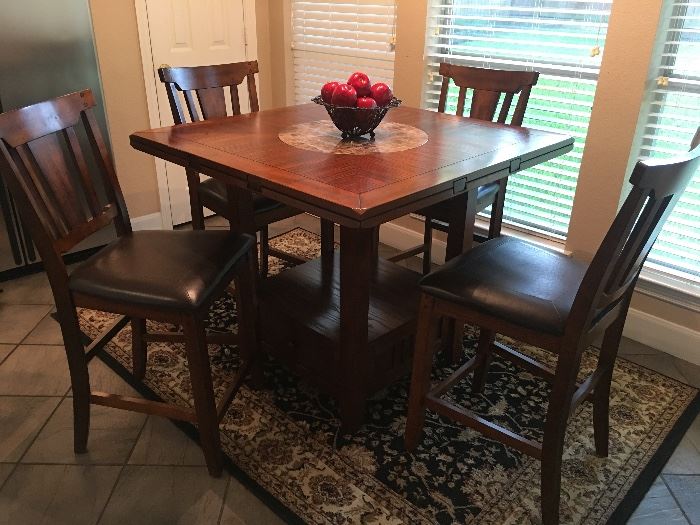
[404,129,700,524]
[0,90,261,477]
[158,61,331,275]
[389,63,539,274]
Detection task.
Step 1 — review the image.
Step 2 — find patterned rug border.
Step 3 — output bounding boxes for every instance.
[606,379,700,523]
[88,227,700,524]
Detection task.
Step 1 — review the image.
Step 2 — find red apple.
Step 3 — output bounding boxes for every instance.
[356,96,377,109]
[347,72,372,97]
[331,84,358,107]
[370,82,393,106]
[321,81,340,104]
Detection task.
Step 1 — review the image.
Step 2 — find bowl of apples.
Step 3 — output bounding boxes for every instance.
[313,72,401,139]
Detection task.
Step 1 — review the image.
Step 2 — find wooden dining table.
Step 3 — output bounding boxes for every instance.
[130,103,573,431]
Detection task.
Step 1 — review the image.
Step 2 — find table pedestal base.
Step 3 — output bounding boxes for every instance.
[259,253,421,431]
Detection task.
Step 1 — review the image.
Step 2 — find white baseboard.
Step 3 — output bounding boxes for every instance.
[623,308,700,366]
[379,219,700,366]
[131,212,165,231]
[379,220,446,263]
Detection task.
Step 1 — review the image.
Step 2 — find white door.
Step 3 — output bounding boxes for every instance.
[138,0,256,226]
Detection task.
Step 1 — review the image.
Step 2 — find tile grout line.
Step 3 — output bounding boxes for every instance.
[0,305,52,363]
[660,474,694,524]
[95,414,150,525]
[2,303,68,477]
[0,302,124,521]
[0,344,17,367]
[216,474,233,525]
[0,394,67,398]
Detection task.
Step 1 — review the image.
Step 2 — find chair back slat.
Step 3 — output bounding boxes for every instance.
[572,130,700,333]
[12,144,69,239]
[158,61,260,124]
[246,73,259,113]
[437,63,539,125]
[80,106,131,238]
[25,133,90,230]
[497,93,514,123]
[0,90,131,267]
[183,91,200,123]
[230,85,241,115]
[63,127,102,217]
[195,87,228,120]
[609,194,669,292]
[511,85,534,126]
[455,86,468,117]
[470,89,501,121]
[437,76,450,113]
[54,204,117,253]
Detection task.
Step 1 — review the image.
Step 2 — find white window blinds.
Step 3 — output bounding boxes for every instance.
[424,0,613,238]
[291,0,397,105]
[635,0,700,285]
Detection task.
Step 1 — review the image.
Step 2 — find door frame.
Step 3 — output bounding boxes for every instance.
[134,0,258,229]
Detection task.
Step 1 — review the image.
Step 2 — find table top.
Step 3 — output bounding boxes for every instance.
[130,104,573,228]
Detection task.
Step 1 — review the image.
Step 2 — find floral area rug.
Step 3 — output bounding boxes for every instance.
[79,227,700,524]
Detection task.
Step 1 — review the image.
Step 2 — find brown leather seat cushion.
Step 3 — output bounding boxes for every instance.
[69,230,254,311]
[418,182,499,220]
[199,178,282,216]
[420,237,588,335]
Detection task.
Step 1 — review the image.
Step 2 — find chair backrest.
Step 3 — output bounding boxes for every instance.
[158,61,260,124]
[572,127,700,336]
[0,90,130,277]
[437,63,540,125]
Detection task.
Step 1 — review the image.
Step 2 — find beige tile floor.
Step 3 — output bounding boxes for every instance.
[0,214,698,524]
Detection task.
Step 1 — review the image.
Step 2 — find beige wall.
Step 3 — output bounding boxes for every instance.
[88,0,160,219]
[393,0,429,108]
[258,0,293,108]
[565,0,668,260]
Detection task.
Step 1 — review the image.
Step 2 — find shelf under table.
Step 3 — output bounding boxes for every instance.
[259,252,422,399]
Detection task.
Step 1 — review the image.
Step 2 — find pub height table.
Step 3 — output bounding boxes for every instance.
[130,103,573,432]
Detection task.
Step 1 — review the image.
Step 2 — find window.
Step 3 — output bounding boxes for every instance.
[424,0,613,239]
[635,0,700,287]
[290,0,397,105]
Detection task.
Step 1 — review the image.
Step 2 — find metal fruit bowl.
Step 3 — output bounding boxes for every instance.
[312,95,402,139]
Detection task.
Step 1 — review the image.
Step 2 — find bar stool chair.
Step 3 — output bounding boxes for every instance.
[0,90,261,476]
[404,130,700,524]
[389,63,540,275]
[159,61,334,275]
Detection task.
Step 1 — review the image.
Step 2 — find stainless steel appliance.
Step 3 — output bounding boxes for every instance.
[0,0,115,279]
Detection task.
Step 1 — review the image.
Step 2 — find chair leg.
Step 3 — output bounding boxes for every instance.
[422,218,433,275]
[57,307,90,453]
[540,348,583,525]
[593,297,629,457]
[186,169,206,231]
[235,250,263,388]
[131,318,147,381]
[488,180,507,239]
[182,316,222,477]
[259,226,269,278]
[450,321,465,364]
[472,329,495,393]
[405,295,439,451]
